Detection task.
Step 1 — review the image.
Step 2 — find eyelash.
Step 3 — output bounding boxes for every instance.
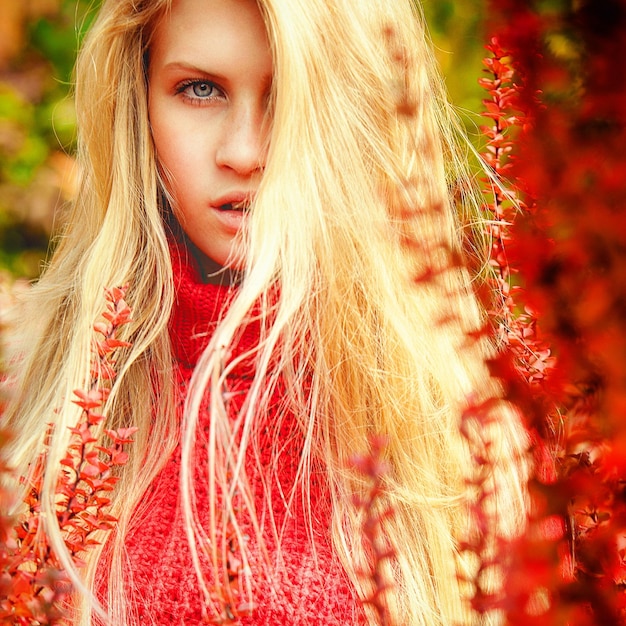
[175,80,225,105]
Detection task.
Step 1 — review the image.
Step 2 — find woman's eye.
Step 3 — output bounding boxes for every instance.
[190,82,214,98]
[176,80,223,103]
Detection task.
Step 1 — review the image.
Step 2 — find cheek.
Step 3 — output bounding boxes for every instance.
[149,96,188,179]
[152,138,195,214]
[151,116,182,176]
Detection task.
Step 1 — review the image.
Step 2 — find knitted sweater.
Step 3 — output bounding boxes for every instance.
[121,245,365,625]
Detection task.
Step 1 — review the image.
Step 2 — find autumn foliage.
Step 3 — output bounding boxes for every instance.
[473,0,626,623]
[0,286,135,624]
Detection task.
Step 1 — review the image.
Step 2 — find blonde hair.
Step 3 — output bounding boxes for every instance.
[4,0,527,624]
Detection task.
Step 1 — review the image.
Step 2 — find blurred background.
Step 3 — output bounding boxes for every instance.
[0,0,487,281]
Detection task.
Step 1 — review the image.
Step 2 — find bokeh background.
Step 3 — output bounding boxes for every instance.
[0,0,487,280]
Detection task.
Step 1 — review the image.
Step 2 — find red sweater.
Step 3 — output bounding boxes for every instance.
[121,245,365,625]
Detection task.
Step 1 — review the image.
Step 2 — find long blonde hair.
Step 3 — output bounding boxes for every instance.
[4,0,527,624]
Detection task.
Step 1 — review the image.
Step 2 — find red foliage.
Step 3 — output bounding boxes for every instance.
[351,435,397,626]
[205,475,256,624]
[0,286,135,624]
[474,1,626,623]
[479,36,556,389]
[457,396,513,618]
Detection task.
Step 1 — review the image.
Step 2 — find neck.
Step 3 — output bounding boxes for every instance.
[186,237,242,287]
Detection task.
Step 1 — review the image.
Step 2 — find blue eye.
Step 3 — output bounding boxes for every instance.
[176,80,223,103]
[190,82,215,98]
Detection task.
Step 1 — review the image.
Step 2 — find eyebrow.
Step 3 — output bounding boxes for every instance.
[160,61,272,89]
[163,61,210,73]
[161,61,223,79]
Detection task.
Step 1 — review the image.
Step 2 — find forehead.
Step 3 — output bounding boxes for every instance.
[150,0,271,74]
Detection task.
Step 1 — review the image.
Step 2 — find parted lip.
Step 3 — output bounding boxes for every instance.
[212,191,255,211]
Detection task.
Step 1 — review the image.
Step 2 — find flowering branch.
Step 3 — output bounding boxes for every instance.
[477,1,626,621]
[0,286,136,624]
[479,37,554,386]
[351,435,397,626]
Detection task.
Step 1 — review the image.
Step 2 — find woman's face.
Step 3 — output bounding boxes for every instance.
[148,0,272,276]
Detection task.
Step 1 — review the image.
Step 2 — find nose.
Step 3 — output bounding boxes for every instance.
[215,102,268,176]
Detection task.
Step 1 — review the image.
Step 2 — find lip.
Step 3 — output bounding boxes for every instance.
[212,191,255,211]
[209,191,254,233]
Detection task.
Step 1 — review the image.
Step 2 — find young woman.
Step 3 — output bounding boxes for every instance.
[3,0,528,623]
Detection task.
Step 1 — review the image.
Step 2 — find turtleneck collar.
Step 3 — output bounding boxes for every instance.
[168,240,260,379]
